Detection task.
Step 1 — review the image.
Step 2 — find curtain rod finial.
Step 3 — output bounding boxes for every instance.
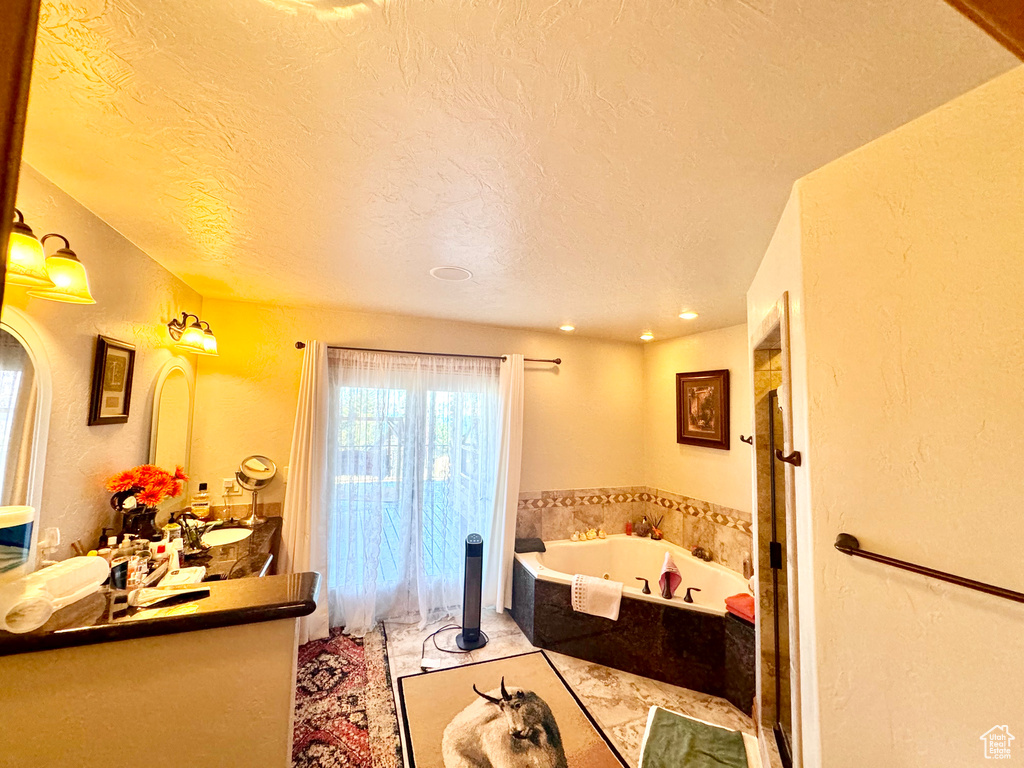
[295,341,306,349]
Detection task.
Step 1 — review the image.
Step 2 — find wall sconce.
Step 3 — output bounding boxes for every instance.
[6,209,53,288]
[26,234,96,304]
[167,312,219,356]
[6,210,96,304]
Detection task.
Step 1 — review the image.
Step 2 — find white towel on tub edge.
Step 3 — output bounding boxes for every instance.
[571,574,623,620]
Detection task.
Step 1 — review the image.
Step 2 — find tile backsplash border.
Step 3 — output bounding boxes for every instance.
[516,486,752,573]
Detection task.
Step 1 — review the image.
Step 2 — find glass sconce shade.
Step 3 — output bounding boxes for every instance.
[26,237,97,304]
[177,323,207,353]
[201,328,219,355]
[6,211,54,289]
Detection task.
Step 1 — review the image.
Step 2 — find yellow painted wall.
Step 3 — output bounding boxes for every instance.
[642,323,752,513]
[749,66,1024,767]
[190,300,646,506]
[6,164,202,557]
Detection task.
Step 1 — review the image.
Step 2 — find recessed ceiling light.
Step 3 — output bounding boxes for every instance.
[679,311,698,320]
[640,332,654,342]
[429,266,473,281]
[559,324,575,332]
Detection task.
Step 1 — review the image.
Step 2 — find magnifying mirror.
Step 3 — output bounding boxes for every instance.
[235,455,276,527]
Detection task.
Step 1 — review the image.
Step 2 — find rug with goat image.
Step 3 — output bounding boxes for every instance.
[398,651,626,768]
[293,624,403,768]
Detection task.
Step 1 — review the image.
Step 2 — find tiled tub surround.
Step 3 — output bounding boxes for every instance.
[510,556,756,715]
[517,487,753,573]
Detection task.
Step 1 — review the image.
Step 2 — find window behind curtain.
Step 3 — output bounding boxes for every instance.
[325,349,500,634]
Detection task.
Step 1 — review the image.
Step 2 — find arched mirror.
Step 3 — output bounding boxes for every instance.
[0,329,38,507]
[0,309,52,574]
[149,359,194,517]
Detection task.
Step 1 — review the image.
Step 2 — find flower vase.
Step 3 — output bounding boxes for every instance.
[122,507,162,541]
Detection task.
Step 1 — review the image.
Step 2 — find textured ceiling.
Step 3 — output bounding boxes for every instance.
[23,0,1014,341]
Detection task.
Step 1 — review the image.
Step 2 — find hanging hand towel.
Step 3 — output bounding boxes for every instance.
[571,574,623,620]
[659,553,682,598]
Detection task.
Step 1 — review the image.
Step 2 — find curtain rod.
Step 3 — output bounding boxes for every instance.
[294,341,560,365]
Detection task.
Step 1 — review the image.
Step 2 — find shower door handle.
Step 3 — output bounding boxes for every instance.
[775,449,802,466]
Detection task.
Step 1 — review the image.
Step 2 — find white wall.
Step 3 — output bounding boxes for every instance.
[642,323,752,513]
[189,300,646,508]
[749,66,1024,768]
[5,164,202,557]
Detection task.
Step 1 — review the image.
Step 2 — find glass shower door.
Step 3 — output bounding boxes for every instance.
[769,389,792,766]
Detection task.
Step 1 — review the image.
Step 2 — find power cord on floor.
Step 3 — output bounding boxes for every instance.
[419,623,489,670]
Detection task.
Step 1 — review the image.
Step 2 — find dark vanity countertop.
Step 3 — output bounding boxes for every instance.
[0,571,320,658]
[185,515,283,579]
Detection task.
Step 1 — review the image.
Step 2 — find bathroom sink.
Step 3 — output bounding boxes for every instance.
[202,527,253,547]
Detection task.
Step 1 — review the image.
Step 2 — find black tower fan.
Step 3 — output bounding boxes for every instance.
[456,533,488,650]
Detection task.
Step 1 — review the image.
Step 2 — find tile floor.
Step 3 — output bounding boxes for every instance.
[385,608,754,767]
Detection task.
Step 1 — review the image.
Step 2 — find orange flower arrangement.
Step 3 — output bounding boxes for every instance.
[106,464,188,508]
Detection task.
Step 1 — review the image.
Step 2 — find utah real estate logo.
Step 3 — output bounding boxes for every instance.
[980,726,1014,760]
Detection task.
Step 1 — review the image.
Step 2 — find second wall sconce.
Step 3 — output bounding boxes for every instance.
[167,312,219,356]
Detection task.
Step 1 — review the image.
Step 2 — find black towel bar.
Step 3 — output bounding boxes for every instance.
[835,533,1024,604]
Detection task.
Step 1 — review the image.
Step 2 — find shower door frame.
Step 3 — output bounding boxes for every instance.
[749,291,803,768]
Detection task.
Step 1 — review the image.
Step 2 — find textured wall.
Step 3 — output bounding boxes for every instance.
[5,164,202,558]
[750,66,1024,768]
[642,324,752,514]
[189,299,645,509]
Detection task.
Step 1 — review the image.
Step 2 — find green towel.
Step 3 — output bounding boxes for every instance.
[640,707,749,768]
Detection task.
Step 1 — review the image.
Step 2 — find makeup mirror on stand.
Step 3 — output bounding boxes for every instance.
[235,455,276,528]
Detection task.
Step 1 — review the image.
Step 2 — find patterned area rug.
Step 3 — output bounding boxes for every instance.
[293,624,403,768]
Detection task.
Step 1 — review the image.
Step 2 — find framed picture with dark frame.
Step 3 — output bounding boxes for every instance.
[88,336,136,425]
[676,368,730,450]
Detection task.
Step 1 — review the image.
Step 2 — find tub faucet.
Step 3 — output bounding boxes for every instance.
[683,587,702,603]
[635,577,651,595]
[660,579,673,600]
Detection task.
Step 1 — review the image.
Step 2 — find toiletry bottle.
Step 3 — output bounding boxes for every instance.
[191,483,211,519]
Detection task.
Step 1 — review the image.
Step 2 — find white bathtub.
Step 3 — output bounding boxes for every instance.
[514,535,748,616]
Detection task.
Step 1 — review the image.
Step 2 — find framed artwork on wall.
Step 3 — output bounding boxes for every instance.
[676,368,730,450]
[89,335,136,425]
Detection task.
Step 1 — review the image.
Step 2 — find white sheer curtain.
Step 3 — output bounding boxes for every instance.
[484,354,524,612]
[325,349,501,636]
[280,341,331,643]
